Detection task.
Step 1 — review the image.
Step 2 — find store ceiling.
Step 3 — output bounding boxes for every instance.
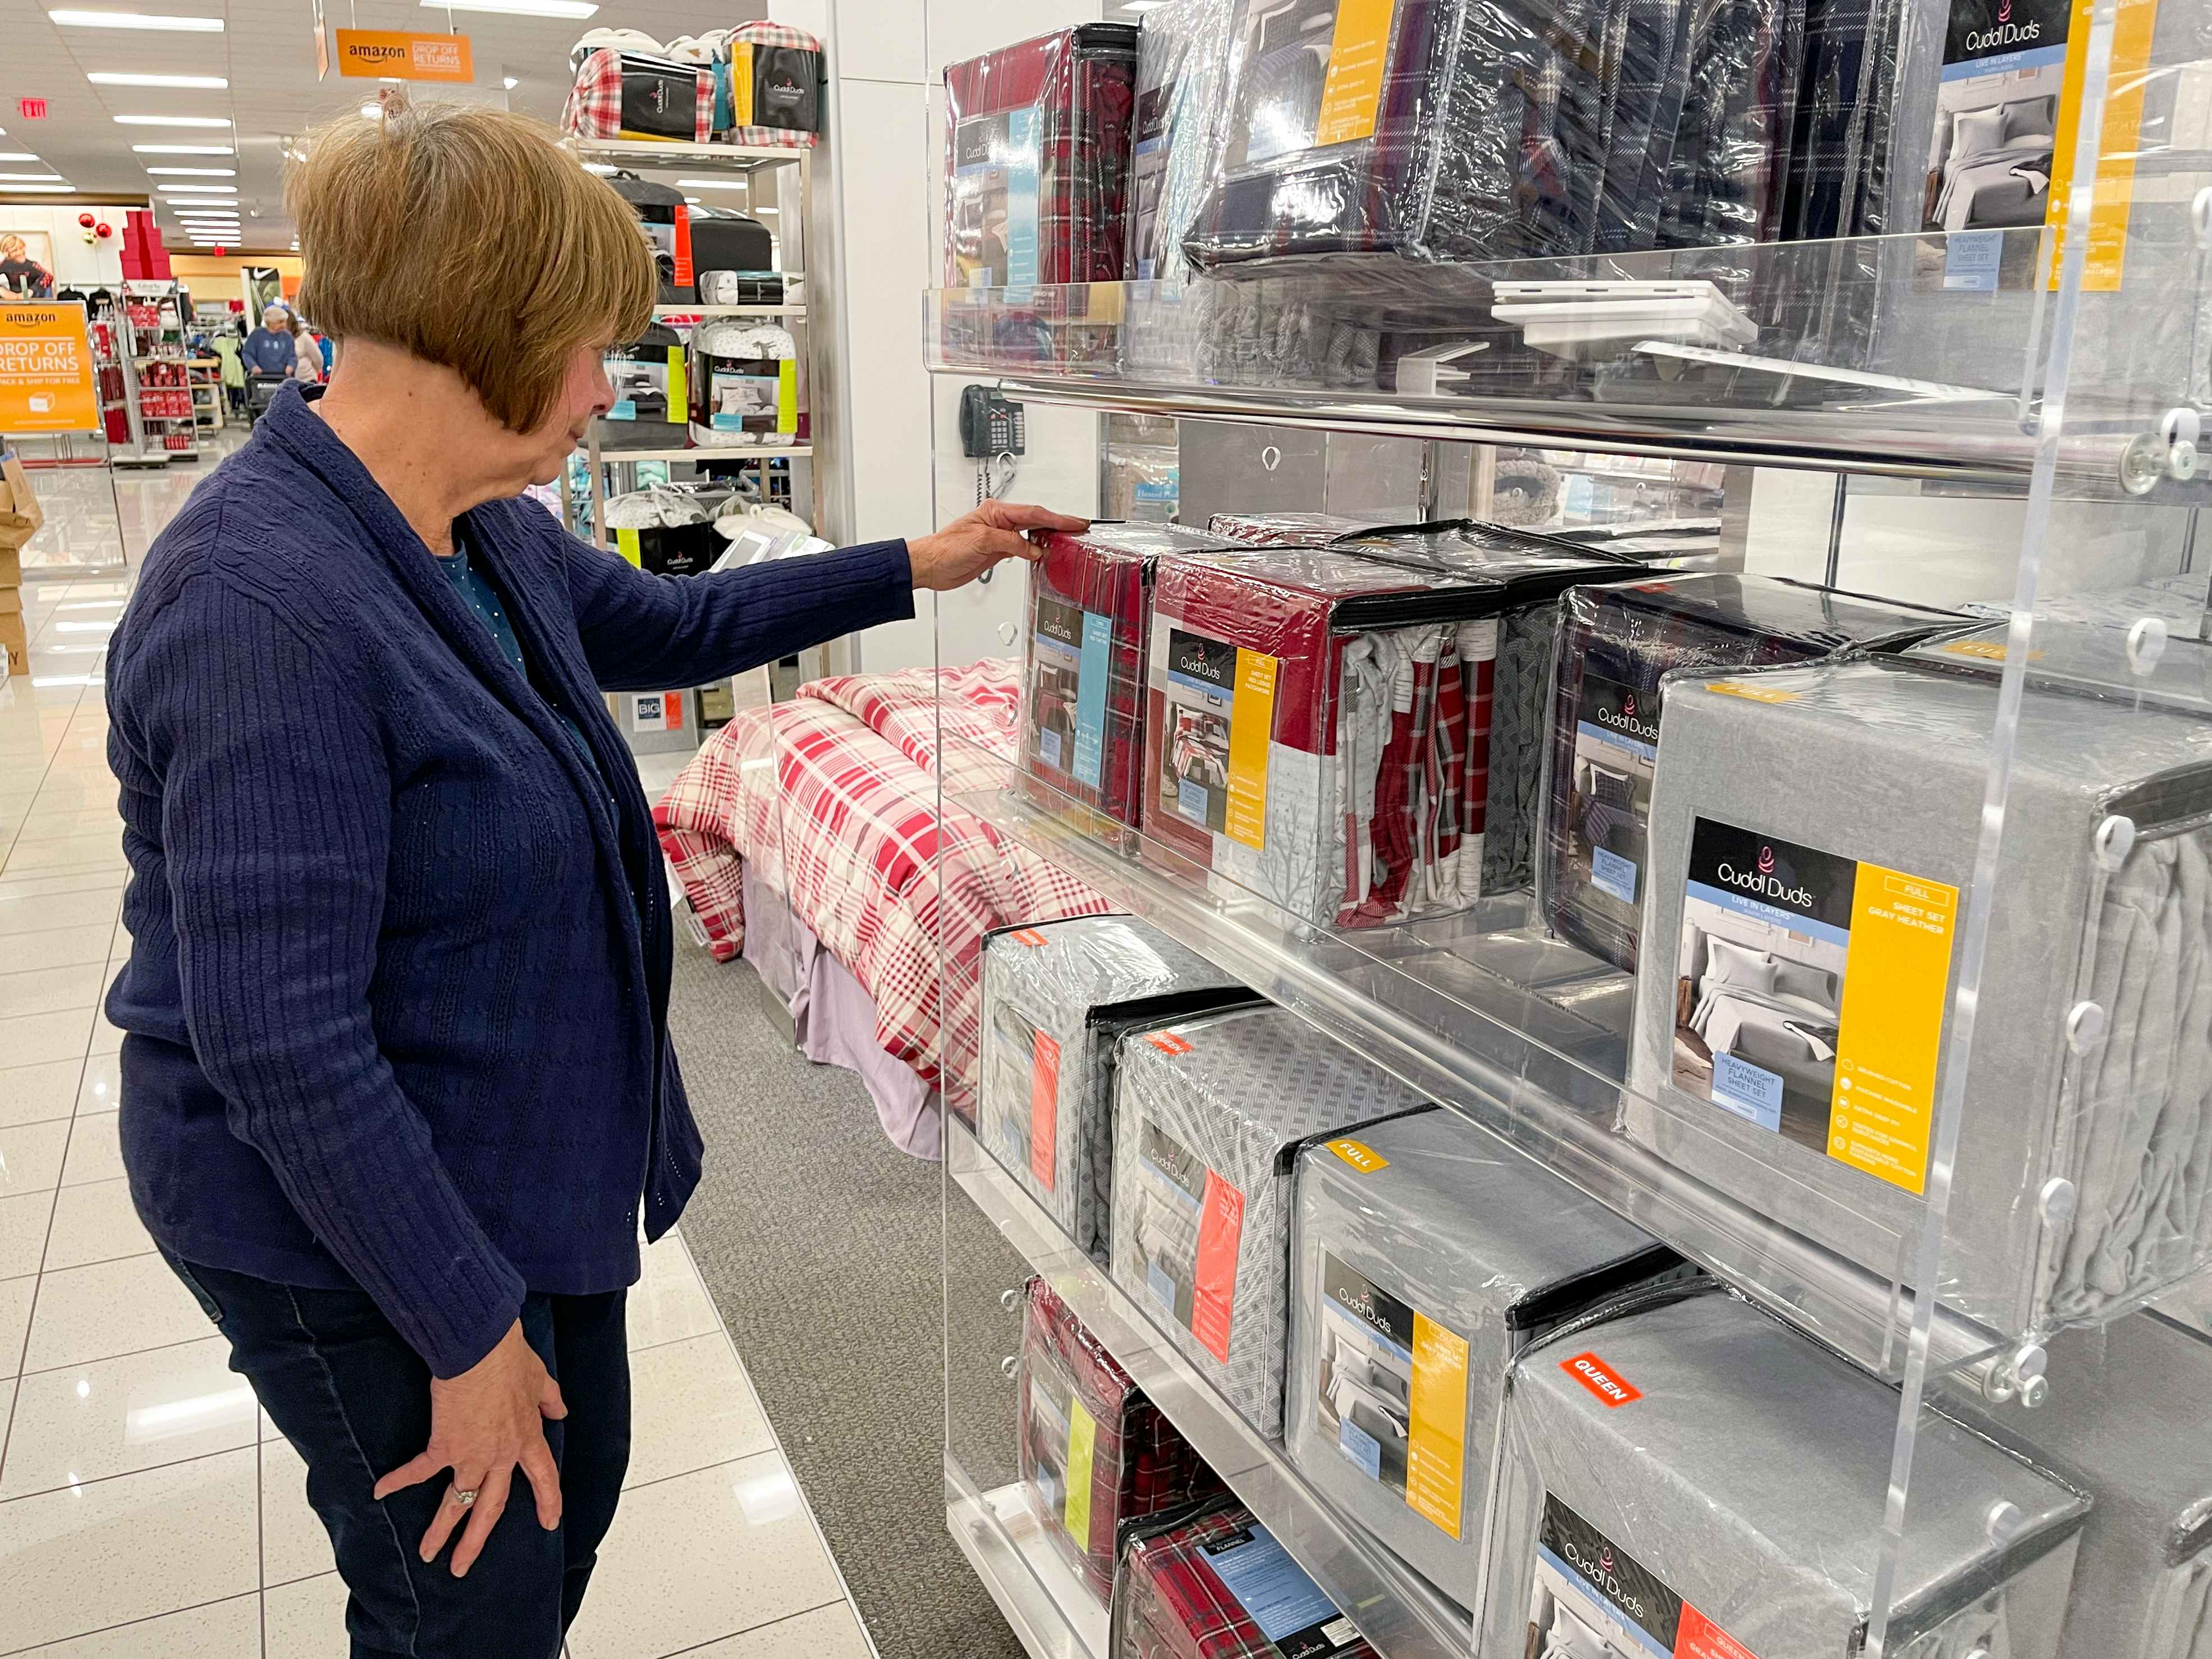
[0,0,765,250]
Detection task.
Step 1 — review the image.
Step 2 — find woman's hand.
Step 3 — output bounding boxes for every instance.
[908,500,1089,591]
[372,1318,567,1576]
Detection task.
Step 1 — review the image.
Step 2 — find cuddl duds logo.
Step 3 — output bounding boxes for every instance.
[1967,0,2041,51]
[1596,691,1659,742]
[1716,844,1816,907]
[1558,1537,1646,1621]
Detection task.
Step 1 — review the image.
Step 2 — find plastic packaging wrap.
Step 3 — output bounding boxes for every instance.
[1552,517,1730,570]
[1326,522,1642,893]
[1629,656,2212,1342]
[1538,574,1960,974]
[1286,1110,1686,1597]
[1938,1309,2212,1659]
[1141,528,1630,927]
[1022,526,1239,842]
[1127,0,1238,282]
[1112,1496,1380,1658]
[1018,1277,1221,1602]
[1477,1287,2087,1657]
[943,25,1141,289]
[1181,0,1806,271]
[1109,1006,1429,1437]
[978,915,1257,1261]
[688,321,802,448]
[597,321,688,451]
[1203,511,1415,548]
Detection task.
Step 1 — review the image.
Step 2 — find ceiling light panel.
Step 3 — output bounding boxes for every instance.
[0,172,67,182]
[146,166,233,175]
[418,0,597,16]
[49,9,224,28]
[0,154,42,162]
[114,114,231,126]
[158,183,236,193]
[0,184,79,193]
[87,72,228,88]
[131,143,232,154]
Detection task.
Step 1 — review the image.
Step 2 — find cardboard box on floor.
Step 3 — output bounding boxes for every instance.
[0,585,25,679]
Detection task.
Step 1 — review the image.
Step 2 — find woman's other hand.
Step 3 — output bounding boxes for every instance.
[908,501,1088,591]
[372,1318,567,1575]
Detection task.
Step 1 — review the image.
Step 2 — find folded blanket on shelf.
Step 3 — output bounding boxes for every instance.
[1540,573,1958,974]
[1939,1309,2212,1659]
[1112,1496,1380,1658]
[943,24,1141,288]
[1022,525,1240,842]
[1110,1006,1428,1437]
[1631,655,2212,1341]
[1018,1277,1220,1603]
[1478,1288,2087,1657]
[979,915,1256,1262]
[1288,1110,1684,1596]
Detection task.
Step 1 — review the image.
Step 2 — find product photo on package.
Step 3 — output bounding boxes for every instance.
[1109,1005,1429,1438]
[1286,1108,1687,1600]
[1538,573,1960,974]
[1017,1277,1221,1603]
[1629,653,2212,1343]
[1112,1496,1380,1658]
[1477,1287,2088,1659]
[978,914,1258,1263]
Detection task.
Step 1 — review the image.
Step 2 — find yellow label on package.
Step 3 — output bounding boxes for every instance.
[1312,0,1398,147]
[2045,0,2160,292]
[1406,1314,1469,1538]
[1223,648,1277,851]
[1062,1397,1097,1542]
[1326,1138,1388,1174]
[615,526,643,568]
[776,360,799,433]
[1830,864,1959,1194]
[1933,639,2042,664]
[1704,680,1799,705]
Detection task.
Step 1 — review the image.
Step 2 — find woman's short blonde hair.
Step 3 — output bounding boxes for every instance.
[290,94,654,433]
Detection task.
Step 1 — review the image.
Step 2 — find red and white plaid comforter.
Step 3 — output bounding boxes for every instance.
[654,661,1110,1103]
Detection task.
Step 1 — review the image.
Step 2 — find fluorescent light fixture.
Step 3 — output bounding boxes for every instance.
[87,71,228,87]
[0,172,64,181]
[0,183,78,193]
[0,153,42,162]
[113,113,230,126]
[176,213,238,221]
[674,178,750,191]
[146,166,233,175]
[50,8,224,29]
[502,75,518,88]
[131,143,232,153]
[581,161,616,175]
[158,182,236,193]
[360,103,382,118]
[416,0,597,16]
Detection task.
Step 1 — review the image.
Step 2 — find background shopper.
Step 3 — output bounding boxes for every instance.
[106,94,1080,1659]
[241,302,296,377]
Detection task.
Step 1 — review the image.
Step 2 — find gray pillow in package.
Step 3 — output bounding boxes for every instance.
[1477,1287,2088,1658]
[1109,1004,1429,1438]
[978,915,1258,1263]
[1629,654,2212,1342]
[1286,1108,1684,1600]
[1938,1309,2212,1659]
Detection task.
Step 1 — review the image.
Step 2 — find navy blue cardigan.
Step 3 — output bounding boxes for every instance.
[106,384,914,1377]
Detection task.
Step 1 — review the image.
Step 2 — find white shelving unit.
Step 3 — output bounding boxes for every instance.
[111,280,198,469]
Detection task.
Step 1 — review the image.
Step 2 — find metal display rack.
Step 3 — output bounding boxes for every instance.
[109,279,199,469]
[924,9,2212,1656]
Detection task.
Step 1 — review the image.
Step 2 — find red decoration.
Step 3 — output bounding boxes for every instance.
[16,98,47,121]
[77,212,94,228]
[212,245,225,257]
[95,222,111,239]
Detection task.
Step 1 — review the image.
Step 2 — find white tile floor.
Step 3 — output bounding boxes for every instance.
[0,444,873,1658]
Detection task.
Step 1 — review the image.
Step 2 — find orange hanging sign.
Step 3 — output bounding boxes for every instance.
[333,29,474,82]
[0,301,99,434]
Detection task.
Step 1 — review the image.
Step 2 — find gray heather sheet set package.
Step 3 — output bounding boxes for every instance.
[1941,1309,2212,1659]
[1629,655,2212,1340]
[1110,1004,1429,1438]
[978,915,1258,1262]
[1286,1109,1685,1598]
[1477,1287,2087,1658]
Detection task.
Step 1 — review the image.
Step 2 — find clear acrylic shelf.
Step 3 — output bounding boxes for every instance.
[945,1467,1109,1659]
[947,1116,1474,1659]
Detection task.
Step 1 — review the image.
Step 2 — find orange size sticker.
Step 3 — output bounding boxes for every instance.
[1560,1351,1641,1408]
[1704,680,1799,705]
[1146,1031,1193,1056]
[1190,1171,1245,1363]
[1677,1606,1763,1659]
[1029,1032,1060,1191]
[1009,928,1048,947]
[1327,1138,1388,1174]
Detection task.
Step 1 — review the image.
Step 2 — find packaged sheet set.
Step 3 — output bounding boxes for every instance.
[979,915,1258,1262]
[1142,528,1628,928]
[1018,1277,1219,1603]
[943,25,1141,289]
[1287,1109,1684,1597]
[1540,574,1959,974]
[1110,1005,1429,1437]
[1478,1287,2087,1658]
[1203,511,1420,548]
[1630,656,2212,1341]
[1022,525,1240,844]
[1126,0,1237,282]
[1112,1496,1380,1658]
[1940,1308,2212,1659]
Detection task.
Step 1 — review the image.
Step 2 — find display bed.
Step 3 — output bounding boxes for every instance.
[947,1116,1472,1659]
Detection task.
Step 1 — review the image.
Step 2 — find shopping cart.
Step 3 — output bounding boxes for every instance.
[244,373,286,427]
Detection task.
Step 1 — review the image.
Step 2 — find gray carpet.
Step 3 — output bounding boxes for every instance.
[666,944,1031,1659]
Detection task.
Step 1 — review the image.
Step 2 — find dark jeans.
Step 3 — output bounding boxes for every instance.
[163,1253,631,1658]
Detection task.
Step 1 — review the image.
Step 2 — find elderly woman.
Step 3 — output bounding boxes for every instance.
[106,99,1078,1655]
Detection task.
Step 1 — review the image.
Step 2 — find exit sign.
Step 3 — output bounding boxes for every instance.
[17,98,48,121]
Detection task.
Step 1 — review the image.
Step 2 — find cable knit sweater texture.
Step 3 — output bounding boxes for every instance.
[104,383,914,1376]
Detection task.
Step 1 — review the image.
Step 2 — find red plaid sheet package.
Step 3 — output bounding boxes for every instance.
[1113,1498,1377,1659]
[1141,530,1628,929]
[562,49,713,144]
[943,24,1141,288]
[1020,525,1237,846]
[1019,1278,1219,1603]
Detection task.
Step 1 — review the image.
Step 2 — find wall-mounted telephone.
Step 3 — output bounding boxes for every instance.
[959,384,1025,459]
